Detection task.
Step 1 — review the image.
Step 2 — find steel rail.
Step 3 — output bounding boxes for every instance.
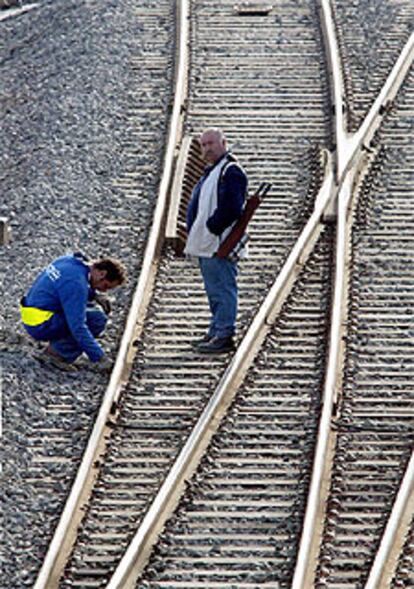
[317,0,414,181]
[359,34,414,583]
[365,451,414,589]
[0,3,38,21]
[291,4,355,586]
[315,0,347,180]
[291,4,414,586]
[105,152,335,589]
[32,2,190,587]
[340,31,414,188]
[292,168,354,589]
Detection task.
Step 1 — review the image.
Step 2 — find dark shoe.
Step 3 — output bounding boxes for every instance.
[34,349,78,372]
[197,336,235,354]
[191,334,213,348]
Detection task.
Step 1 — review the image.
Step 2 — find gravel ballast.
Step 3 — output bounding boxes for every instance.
[0,1,173,586]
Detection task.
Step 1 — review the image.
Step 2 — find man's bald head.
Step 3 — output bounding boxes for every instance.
[199,128,227,164]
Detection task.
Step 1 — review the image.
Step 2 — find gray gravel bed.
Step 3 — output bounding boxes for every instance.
[332,0,414,131]
[0,0,173,586]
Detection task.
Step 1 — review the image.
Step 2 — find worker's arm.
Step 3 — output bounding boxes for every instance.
[207,165,247,235]
[58,278,104,362]
[186,179,203,232]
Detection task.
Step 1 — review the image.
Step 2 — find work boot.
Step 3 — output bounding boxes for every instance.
[197,336,235,354]
[34,347,78,372]
[191,334,213,348]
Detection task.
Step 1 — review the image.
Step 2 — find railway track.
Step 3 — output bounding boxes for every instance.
[57,1,331,586]
[20,0,413,588]
[1,1,176,587]
[316,64,414,588]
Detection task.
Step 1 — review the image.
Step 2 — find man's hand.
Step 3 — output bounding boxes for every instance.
[92,356,113,374]
[95,293,111,315]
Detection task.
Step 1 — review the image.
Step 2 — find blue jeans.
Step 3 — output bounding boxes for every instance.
[199,256,238,339]
[24,306,107,363]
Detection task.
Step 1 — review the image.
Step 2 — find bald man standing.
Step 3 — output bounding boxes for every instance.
[184,128,248,353]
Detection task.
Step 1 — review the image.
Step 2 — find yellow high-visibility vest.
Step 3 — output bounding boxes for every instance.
[20,304,55,327]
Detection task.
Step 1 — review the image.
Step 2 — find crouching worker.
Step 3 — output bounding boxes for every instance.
[20,253,127,372]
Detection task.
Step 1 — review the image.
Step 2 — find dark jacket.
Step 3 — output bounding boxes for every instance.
[186,153,248,236]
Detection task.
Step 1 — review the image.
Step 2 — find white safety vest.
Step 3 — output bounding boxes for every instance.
[184,158,240,258]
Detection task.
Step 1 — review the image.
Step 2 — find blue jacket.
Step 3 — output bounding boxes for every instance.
[24,254,104,361]
[186,153,248,235]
